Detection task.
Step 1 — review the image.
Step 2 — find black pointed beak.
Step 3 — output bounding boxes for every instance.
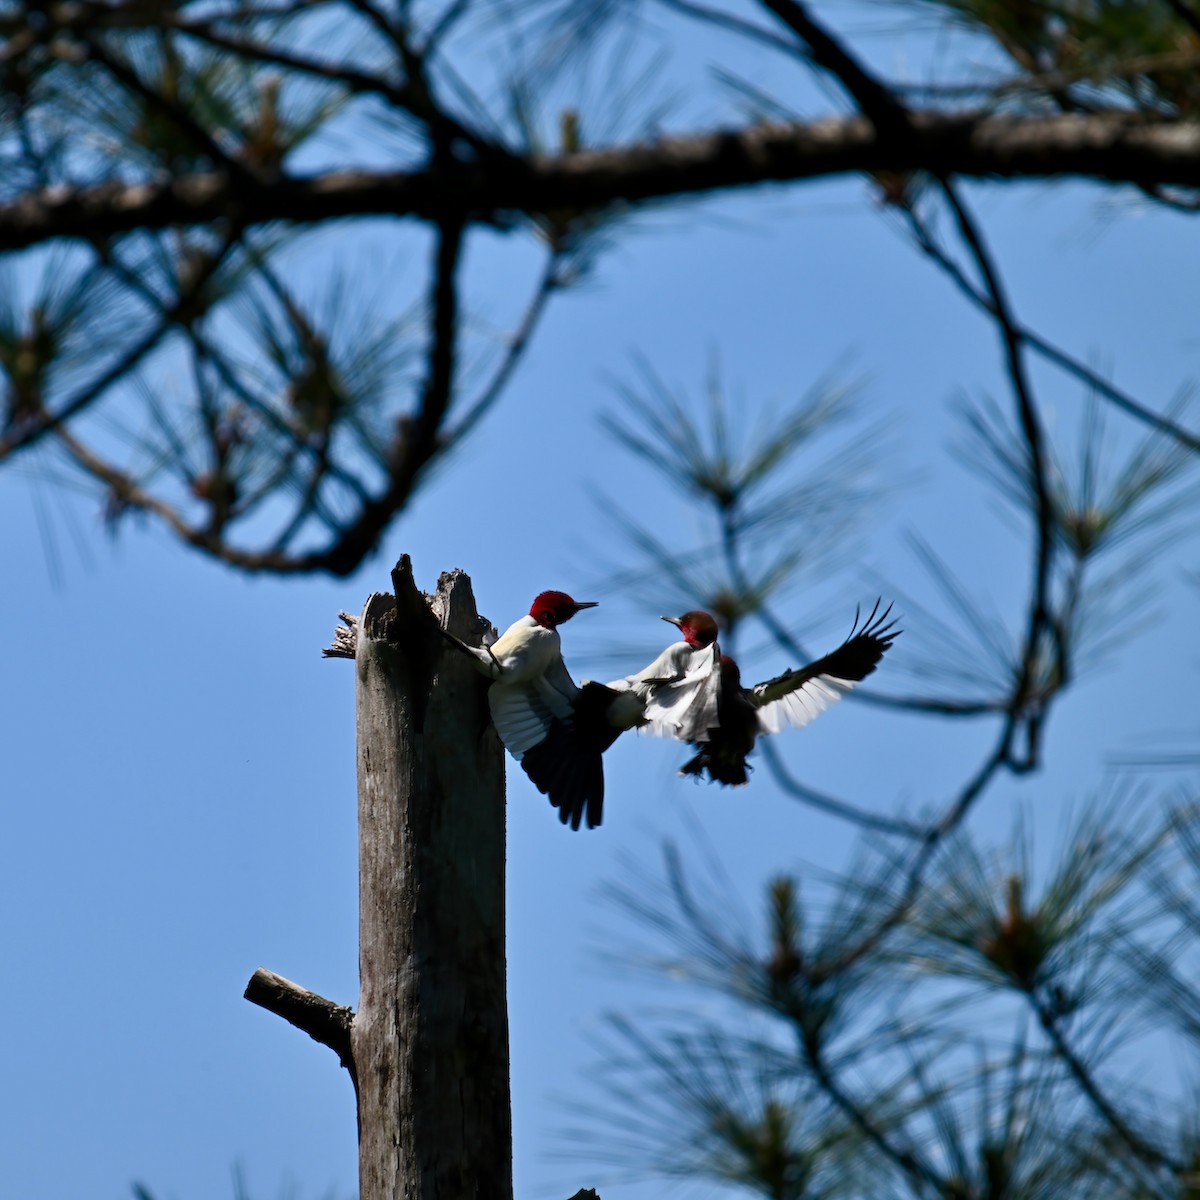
[661,615,683,628]
[574,601,599,611]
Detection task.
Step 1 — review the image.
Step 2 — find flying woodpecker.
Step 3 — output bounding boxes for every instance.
[445,590,640,830]
[638,602,899,785]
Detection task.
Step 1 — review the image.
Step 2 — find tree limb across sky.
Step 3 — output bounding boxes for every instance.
[2,0,1197,578]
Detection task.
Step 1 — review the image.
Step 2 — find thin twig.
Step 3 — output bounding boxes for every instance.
[938,177,1057,770]
[756,0,908,134]
[0,233,239,459]
[310,217,466,576]
[1029,986,1182,1175]
[901,204,1200,453]
[759,742,928,838]
[444,245,564,443]
[73,32,254,180]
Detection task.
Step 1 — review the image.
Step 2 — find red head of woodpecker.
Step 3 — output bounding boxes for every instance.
[530,590,598,629]
[662,610,720,650]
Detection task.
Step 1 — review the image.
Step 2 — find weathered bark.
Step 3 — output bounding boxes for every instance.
[246,560,602,1195]
[243,968,354,1071]
[247,558,513,1199]
[352,557,510,1200]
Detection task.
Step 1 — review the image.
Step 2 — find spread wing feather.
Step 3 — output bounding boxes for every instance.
[750,601,899,735]
[491,674,607,831]
[623,643,721,741]
[488,679,573,756]
[520,720,604,830]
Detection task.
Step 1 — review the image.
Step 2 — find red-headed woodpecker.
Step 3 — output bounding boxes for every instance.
[639,602,899,785]
[446,590,639,830]
[607,610,721,742]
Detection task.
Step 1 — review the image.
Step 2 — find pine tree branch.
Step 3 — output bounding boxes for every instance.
[798,1018,945,1192]
[1163,0,1200,39]
[4,112,1200,253]
[660,0,808,57]
[444,244,564,444]
[1029,985,1182,1176]
[309,217,465,576]
[900,202,1200,452]
[0,231,240,460]
[757,742,928,838]
[938,178,1058,771]
[809,734,1014,982]
[69,32,254,180]
[39,220,469,577]
[756,0,909,135]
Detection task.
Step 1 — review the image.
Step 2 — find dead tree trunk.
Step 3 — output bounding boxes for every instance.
[353,558,511,1200]
[246,557,513,1200]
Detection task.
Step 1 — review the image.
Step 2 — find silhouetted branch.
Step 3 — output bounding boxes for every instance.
[1030,985,1181,1175]
[0,231,240,460]
[5,113,1200,253]
[900,200,1200,453]
[757,0,909,135]
[758,742,927,837]
[51,422,303,570]
[810,732,1014,983]
[446,246,564,443]
[939,178,1057,770]
[71,33,253,179]
[661,0,809,57]
[799,1023,944,1192]
[306,217,465,576]
[1163,0,1200,39]
[183,321,373,510]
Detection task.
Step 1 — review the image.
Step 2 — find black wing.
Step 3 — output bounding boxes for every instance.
[517,682,627,831]
[749,601,899,734]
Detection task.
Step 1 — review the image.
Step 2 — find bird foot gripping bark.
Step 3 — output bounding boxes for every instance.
[436,622,502,677]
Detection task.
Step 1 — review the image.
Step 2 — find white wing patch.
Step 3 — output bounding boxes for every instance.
[614,642,720,741]
[488,676,575,758]
[642,671,718,739]
[751,674,850,735]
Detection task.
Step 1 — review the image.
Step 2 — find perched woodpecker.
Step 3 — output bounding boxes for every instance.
[639,602,899,785]
[446,590,640,830]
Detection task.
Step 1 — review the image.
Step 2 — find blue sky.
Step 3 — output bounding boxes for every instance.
[4,13,1200,1200]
